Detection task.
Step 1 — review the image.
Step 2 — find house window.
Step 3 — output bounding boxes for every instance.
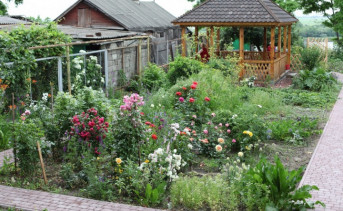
[159,32,164,38]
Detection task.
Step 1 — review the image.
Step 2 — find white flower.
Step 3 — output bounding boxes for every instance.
[74,64,81,70]
[173,149,177,153]
[159,104,161,107]
[232,114,238,119]
[257,105,262,108]
[187,144,193,150]
[42,93,48,102]
[183,128,190,136]
[90,56,98,62]
[151,104,155,108]
[96,64,102,69]
[171,123,180,129]
[101,77,105,83]
[238,152,244,157]
[79,50,86,53]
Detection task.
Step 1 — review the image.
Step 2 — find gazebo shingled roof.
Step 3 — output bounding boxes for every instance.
[172,0,299,82]
[173,0,298,25]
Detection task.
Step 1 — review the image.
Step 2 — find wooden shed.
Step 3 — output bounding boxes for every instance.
[173,0,298,81]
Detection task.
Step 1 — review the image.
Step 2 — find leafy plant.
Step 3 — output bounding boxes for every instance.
[267,117,319,143]
[245,156,324,210]
[171,175,232,210]
[167,56,203,85]
[300,47,323,71]
[293,68,337,91]
[142,182,166,207]
[142,63,167,90]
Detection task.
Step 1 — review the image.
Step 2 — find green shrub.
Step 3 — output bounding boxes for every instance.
[14,119,48,176]
[142,63,167,90]
[293,68,337,91]
[267,117,318,143]
[244,156,324,210]
[171,175,233,210]
[167,56,204,85]
[281,88,340,108]
[301,47,322,70]
[0,115,11,150]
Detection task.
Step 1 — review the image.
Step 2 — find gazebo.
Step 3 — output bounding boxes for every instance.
[172,0,298,81]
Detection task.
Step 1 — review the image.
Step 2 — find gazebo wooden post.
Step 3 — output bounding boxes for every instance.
[278,27,282,58]
[270,26,275,79]
[287,25,292,69]
[181,26,186,57]
[216,28,220,53]
[283,26,287,53]
[195,26,199,53]
[210,26,214,50]
[239,27,244,78]
[263,27,267,59]
[206,28,210,47]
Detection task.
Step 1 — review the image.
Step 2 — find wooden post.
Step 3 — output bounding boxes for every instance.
[181,26,186,57]
[137,40,142,77]
[147,37,150,63]
[239,27,244,78]
[283,26,287,53]
[263,27,267,59]
[210,26,214,50]
[216,28,221,53]
[66,45,71,95]
[195,26,199,53]
[37,141,48,185]
[270,26,275,79]
[278,27,282,58]
[287,25,292,69]
[206,28,210,47]
[12,93,17,173]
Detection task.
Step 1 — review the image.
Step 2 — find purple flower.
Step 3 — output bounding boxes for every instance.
[179,97,185,102]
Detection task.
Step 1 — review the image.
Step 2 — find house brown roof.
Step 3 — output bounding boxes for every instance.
[173,0,298,25]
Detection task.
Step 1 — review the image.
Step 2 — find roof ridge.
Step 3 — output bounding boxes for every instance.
[257,0,280,22]
[172,0,213,23]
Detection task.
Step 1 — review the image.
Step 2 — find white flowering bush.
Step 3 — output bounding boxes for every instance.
[139,148,186,181]
[71,51,104,93]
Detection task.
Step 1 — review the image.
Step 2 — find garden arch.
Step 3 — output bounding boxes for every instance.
[173,0,298,81]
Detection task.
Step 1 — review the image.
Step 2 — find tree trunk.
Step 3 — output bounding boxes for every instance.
[337,31,340,41]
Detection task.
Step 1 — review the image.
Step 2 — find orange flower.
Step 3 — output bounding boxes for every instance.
[0,84,8,91]
[26,78,31,82]
[180,131,187,135]
[48,94,52,98]
[9,105,17,110]
[21,101,25,106]
[32,80,37,84]
[0,78,2,83]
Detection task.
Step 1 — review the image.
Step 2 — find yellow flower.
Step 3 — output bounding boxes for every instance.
[97,157,100,160]
[115,176,119,180]
[145,159,150,164]
[243,130,253,137]
[245,146,251,151]
[218,138,225,144]
[119,169,123,174]
[238,152,244,157]
[116,158,122,165]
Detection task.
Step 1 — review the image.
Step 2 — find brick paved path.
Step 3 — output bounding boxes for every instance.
[0,149,160,211]
[299,73,343,210]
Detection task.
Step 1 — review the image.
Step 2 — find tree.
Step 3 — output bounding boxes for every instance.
[299,0,342,42]
[0,0,23,15]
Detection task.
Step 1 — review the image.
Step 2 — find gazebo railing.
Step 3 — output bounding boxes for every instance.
[274,54,288,80]
[243,60,271,81]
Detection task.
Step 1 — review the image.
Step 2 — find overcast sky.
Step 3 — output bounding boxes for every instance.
[6,0,195,19]
[6,0,317,20]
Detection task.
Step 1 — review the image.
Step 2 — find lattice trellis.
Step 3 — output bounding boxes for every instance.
[244,62,270,81]
[307,37,329,64]
[291,54,303,71]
